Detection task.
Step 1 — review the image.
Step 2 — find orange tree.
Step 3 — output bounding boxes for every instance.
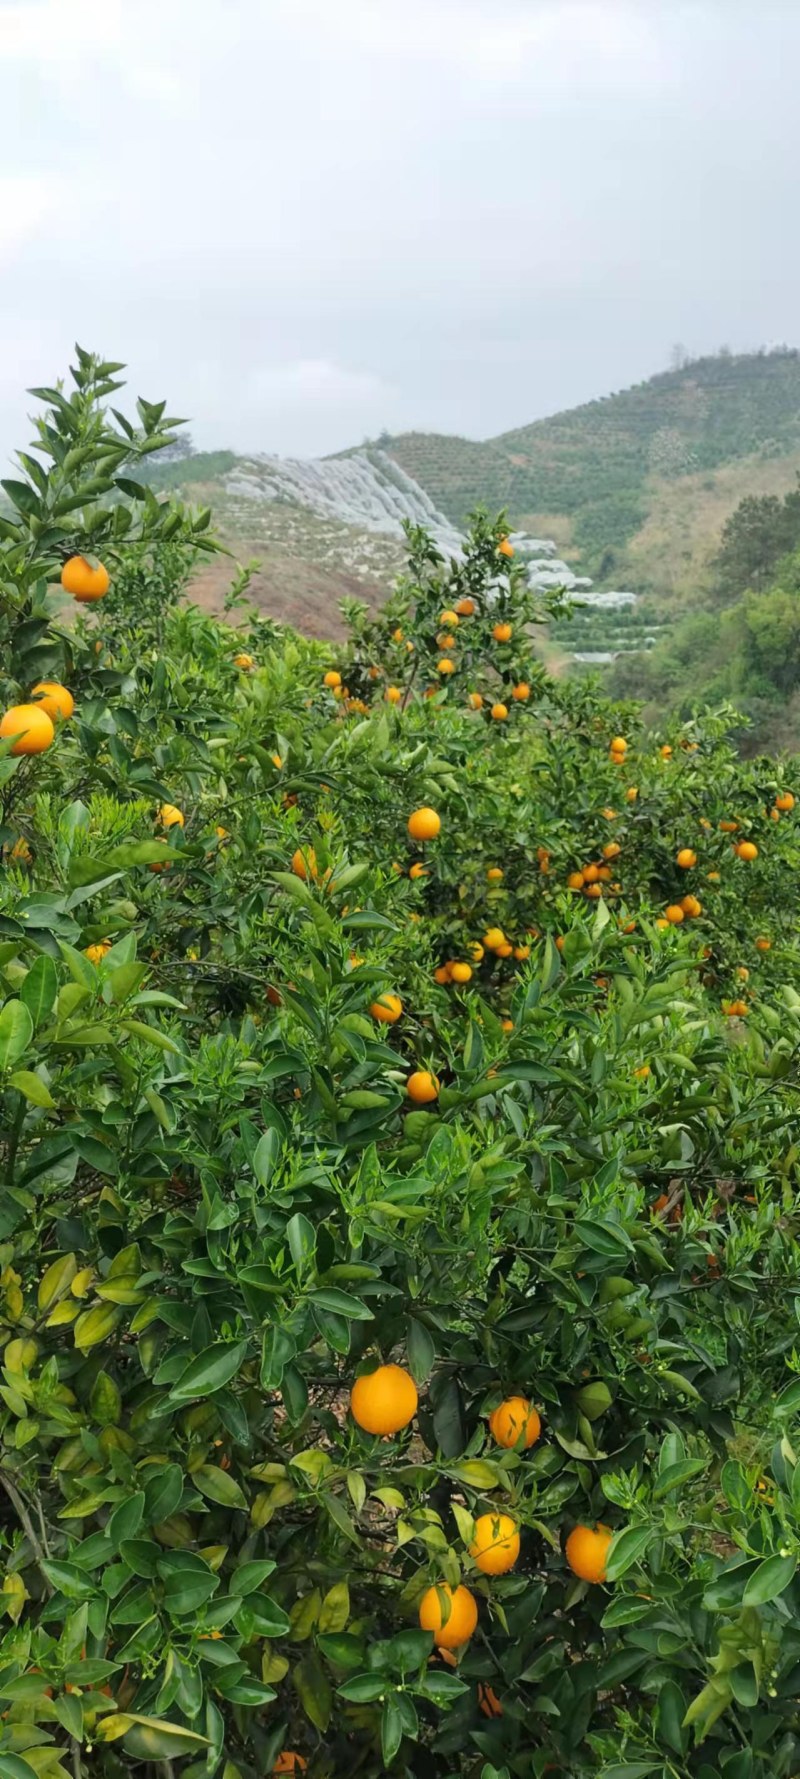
[1,360,800,1779]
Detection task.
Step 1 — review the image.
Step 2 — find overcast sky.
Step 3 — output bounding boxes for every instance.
[1,0,798,462]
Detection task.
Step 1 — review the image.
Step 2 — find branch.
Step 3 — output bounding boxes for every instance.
[0,1472,52,1592]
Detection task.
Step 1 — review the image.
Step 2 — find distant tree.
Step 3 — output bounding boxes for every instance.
[157,431,196,463]
[669,342,690,371]
[714,482,800,597]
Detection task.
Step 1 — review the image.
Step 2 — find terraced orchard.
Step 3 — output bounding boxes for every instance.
[3,354,800,1779]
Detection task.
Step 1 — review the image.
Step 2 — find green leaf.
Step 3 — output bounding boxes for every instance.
[8,1069,54,1108]
[193,1465,247,1509]
[19,954,57,1025]
[308,1288,373,1320]
[407,1316,436,1383]
[605,1525,652,1581]
[0,1000,33,1070]
[168,1340,249,1404]
[318,1580,350,1633]
[293,1649,332,1732]
[741,1552,797,1605]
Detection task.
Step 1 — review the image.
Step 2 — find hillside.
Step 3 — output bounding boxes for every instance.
[380,348,800,589]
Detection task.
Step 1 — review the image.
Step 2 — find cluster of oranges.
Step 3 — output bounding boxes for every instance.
[346,1362,612,1657]
[1,558,110,756]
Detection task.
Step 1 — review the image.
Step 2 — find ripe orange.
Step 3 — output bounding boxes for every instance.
[511,682,530,701]
[489,1396,541,1449]
[450,962,473,984]
[585,883,602,899]
[723,999,749,1018]
[513,944,530,960]
[409,862,427,880]
[419,1583,478,1649]
[158,803,184,829]
[719,819,738,832]
[291,847,318,880]
[436,632,457,650]
[273,1754,308,1774]
[660,744,673,759]
[625,787,638,802]
[610,737,627,754]
[456,597,475,616]
[434,964,451,985]
[439,608,460,627]
[567,871,585,891]
[498,538,514,558]
[60,556,110,601]
[555,935,565,950]
[681,895,702,918]
[370,993,402,1023]
[483,927,506,950]
[735,841,758,861]
[470,942,485,962]
[664,904,684,924]
[602,842,621,861]
[385,686,402,704]
[582,864,600,884]
[655,917,669,930]
[30,682,74,721]
[350,1363,418,1435]
[487,867,504,882]
[437,658,455,675]
[776,792,795,811]
[467,691,483,710]
[392,627,404,643]
[84,942,111,965]
[492,622,512,643]
[495,941,513,957]
[233,651,254,669]
[634,1064,651,1079]
[406,1070,439,1103]
[736,965,749,981]
[408,806,441,842]
[676,848,696,869]
[601,807,617,820]
[0,704,54,755]
[323,670,341,688]
[706,870,721,882]
[148,840,173,873]
[491,703,508,722]
[565,1523,613,1584]
[500,1016,514,1030]
[755,936,771,951]
[470,1512,520,1575]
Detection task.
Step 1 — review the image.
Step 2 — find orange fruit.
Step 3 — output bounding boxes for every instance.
[83,942,111,965]
[610,737,627,754]
[495,941,513,957]
[370,993,402,1023]
[625,786,638,802]
[436,633,456,650]
[437,658,456,675]
[487,867,504,882]
[491,703,508,722]
[60,556,109,601]
[719,819,738,832]
[233,651,254,670]
[500,1016,514,1031]
[434,965,451,985]
[450,962,472,984]
[148,839,173,873]
[291,847,318,880]
[664,904,684,924]
[555,935,565,950]
[492,622,512,643]
[676,848,696,869]
[706,870,720,882]
[483,927,506,950]
[470,942,485,962]
[439,608,460,627]
[323,670,341,688]
[409,862,427,880]
[776,792,795,811]
[350,1363,418,1435]
[456,597,475,616]
[755,936,771,951]
[489,1396,541,1449]
[408,806,441,842]
[567,871,585,891]
[597,866,612,882]
[681,895,702,918]
[385,686,402,704]
[565,1523,613,1584]
[419,1583,478,1649]
[469,1512,520,1575]
[660,744,673,759]
[392,627,404,643]
[655,917,669,930]
[513,944,530,961]
[601,807,617,820]
[273,1754,308,1774]
[0,704,54,756]
[498,538,514,559]
[406,1070,439,1103]
[582,864,599,884]
[30,681,74,721]
[736,965,749,981]
[467,691,483,710]
[735,841,758,861]
[585,883,602,899]
[602,842,621,861]
[511,682,530,701]
[158,803,184,829]
[634,1064,651,1079]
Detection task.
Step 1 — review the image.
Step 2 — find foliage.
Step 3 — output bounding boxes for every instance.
[715,482,800,599]
[1,357,800,1779]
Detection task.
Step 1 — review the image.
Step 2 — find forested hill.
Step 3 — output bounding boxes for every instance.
[377,348,800,582]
